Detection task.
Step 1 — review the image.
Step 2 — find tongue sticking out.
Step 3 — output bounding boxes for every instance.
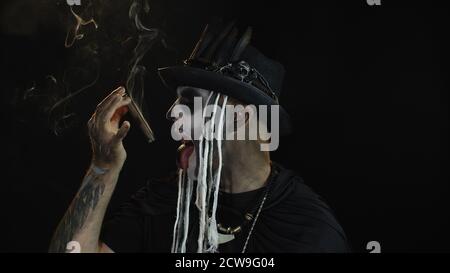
[177,142,195,170]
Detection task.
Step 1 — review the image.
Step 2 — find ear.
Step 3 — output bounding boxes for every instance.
[241,106,256,126]
[234,107,246,123]
[234,106,252,129]
[233,106,258,142]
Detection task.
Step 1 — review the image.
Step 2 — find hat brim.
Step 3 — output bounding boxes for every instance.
[158,65,292,135]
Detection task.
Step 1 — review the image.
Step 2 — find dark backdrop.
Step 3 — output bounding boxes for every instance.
[0,0,448,252]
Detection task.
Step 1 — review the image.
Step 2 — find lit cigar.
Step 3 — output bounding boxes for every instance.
[125,94,155,143]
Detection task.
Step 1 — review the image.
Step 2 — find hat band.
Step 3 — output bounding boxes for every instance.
[184,58,279,103]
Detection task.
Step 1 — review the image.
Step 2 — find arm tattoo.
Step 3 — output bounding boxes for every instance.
[49,166,107,253]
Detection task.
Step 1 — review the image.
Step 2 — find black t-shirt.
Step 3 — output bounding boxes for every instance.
[100,163,351,252]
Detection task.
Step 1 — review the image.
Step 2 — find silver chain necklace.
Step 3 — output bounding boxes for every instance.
[241,187,270,253]
[216,166,276,253]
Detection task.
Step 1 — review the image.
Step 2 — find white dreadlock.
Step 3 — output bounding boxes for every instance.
[171,91,229,253]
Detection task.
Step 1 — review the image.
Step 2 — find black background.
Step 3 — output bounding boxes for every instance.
[0,0,448,252]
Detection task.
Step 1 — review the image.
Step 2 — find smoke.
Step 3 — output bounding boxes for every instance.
[48,66,100,136]
[65,6,98,48]
[126,0,160,109]
[4,0,167,136]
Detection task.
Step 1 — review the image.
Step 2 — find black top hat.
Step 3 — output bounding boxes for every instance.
[158,21,292,135]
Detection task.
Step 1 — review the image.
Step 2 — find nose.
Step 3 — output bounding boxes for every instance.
[166,98,179,121]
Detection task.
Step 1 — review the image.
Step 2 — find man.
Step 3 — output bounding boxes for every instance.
[49,22,350,253]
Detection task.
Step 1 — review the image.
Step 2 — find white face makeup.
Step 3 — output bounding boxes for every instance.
[167,86,212,180]
[169,86,230,253]
[167,85,280,180]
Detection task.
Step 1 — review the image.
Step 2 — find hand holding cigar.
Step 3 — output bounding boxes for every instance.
[88,86,155,169]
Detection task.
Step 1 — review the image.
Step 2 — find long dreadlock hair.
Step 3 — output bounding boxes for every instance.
[171,91,229,253]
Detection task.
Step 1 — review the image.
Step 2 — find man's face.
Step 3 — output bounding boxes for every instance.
[166,86,212,179]
[166,85,273,178]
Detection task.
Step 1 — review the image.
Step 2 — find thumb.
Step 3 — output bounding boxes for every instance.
[115,120,131,142]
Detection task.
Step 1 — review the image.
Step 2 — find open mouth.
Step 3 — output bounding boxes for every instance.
[177,139,195,170]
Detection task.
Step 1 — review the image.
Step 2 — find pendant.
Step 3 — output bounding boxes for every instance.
[218,233,235,244]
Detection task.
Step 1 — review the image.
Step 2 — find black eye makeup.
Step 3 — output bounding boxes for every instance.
[177,87,209,108]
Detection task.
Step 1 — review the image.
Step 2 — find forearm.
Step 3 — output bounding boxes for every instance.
[49,164,121,253]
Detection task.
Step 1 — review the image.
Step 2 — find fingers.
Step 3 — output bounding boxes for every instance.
[114,120,131,142]
[111,105,129,124]
[96,86,125,113]
[88,86,127,137]
[103,95,132,122]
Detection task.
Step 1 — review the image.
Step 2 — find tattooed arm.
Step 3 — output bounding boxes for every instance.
[49,87,132,253]
[48,165,118,253]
